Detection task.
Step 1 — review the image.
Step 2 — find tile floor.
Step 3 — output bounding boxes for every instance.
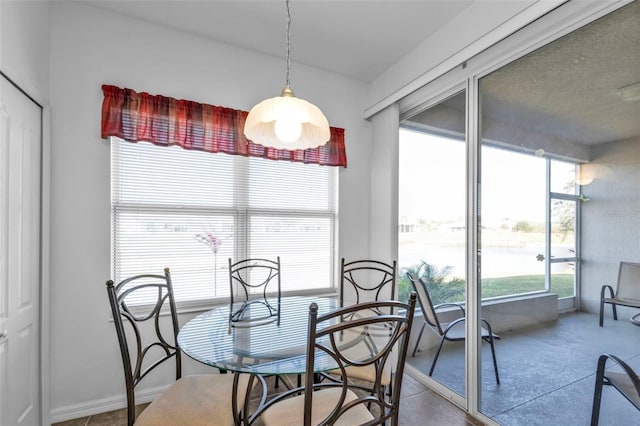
[52,373,479,426]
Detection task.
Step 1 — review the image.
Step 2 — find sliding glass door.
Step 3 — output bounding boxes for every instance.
[475,2,636,423]
[399,89,467,401]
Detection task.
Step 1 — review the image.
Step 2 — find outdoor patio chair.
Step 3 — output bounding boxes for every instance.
[106,268,252,426]
[228,257,281,328]
[599,261,640,327]
[590,354,640,425]
[406,273,500,384]
[253,295,416,426]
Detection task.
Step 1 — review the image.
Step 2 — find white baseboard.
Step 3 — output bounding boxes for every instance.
[49,385,168,424]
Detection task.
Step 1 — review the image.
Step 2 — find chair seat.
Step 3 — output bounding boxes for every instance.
[328,363,392,386]
[441,320,498,341]
[262,387,374,426]
[325,326,393,387]
[607,372,640,408]
[135,374,251,426]
[603,297,640,308]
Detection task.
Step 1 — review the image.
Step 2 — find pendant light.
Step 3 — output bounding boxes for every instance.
[244,0,330,150]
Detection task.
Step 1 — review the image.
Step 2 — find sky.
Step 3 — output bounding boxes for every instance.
[398,128,574,225]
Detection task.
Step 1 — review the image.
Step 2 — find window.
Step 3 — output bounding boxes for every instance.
[111,138,337,306]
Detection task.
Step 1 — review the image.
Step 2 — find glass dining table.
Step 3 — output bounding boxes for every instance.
[178,296,344,374]
[177,296,344,424]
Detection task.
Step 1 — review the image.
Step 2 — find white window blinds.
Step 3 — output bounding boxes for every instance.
[111,138,337,305]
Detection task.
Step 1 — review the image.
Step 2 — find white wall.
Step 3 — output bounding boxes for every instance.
[580,137,640,316]
[48,1,370,420]
[0,0,50,103]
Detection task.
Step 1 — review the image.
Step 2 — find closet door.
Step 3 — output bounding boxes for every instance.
[0,74,42,426]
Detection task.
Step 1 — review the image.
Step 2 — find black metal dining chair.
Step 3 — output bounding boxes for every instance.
[106,268,252,425]
[340,258,397,310]
[252,294,417,426]
[228,257,282,328]
[331,258,397,393]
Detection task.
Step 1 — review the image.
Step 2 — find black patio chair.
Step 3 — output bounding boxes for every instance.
[591,354,640,425]
[406,273,500,384]
[599,261,640,327]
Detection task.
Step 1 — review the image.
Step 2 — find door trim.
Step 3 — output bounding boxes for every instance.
[41,105,51,426]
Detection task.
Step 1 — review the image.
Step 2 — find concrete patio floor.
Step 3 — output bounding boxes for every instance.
[407,311,640,425]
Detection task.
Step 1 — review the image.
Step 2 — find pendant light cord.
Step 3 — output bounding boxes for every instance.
[285,0,292,88]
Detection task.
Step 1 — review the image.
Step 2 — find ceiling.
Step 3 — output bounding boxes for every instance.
[405,0,640,156]
[480,0,640,147]
[77,0,473,83]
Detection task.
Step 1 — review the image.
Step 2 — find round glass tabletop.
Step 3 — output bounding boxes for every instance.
[178,296,342,375]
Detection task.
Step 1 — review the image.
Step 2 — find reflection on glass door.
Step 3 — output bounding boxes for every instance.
[398,90,466,399]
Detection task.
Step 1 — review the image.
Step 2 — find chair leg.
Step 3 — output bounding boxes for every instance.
[612,303,618,321]
[484,336,500,385]
[412,322,427,357]
[599,299,605,327]
[590,357,607,426]
[429,336,446,376]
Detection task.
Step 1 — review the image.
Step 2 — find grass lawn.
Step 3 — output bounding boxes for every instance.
[482,274,574,299]
[398,274,575,303]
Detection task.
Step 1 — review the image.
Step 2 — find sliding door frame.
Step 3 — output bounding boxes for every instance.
[400,81,469,410]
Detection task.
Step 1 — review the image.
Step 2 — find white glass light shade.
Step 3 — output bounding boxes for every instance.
[244,90,330,150]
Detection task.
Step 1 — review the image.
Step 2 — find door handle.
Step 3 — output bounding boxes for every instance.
[0,330,7,340]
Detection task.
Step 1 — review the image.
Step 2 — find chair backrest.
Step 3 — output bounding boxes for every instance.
[229,257,281,301]
[304,294,416,425]
[340,258,397,307]
[616,261,640,301]
[406,273,444,336]
[106,268,180,426]
[228,257,281,325]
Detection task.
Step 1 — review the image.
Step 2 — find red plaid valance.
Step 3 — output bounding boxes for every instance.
[101,85,347,167]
